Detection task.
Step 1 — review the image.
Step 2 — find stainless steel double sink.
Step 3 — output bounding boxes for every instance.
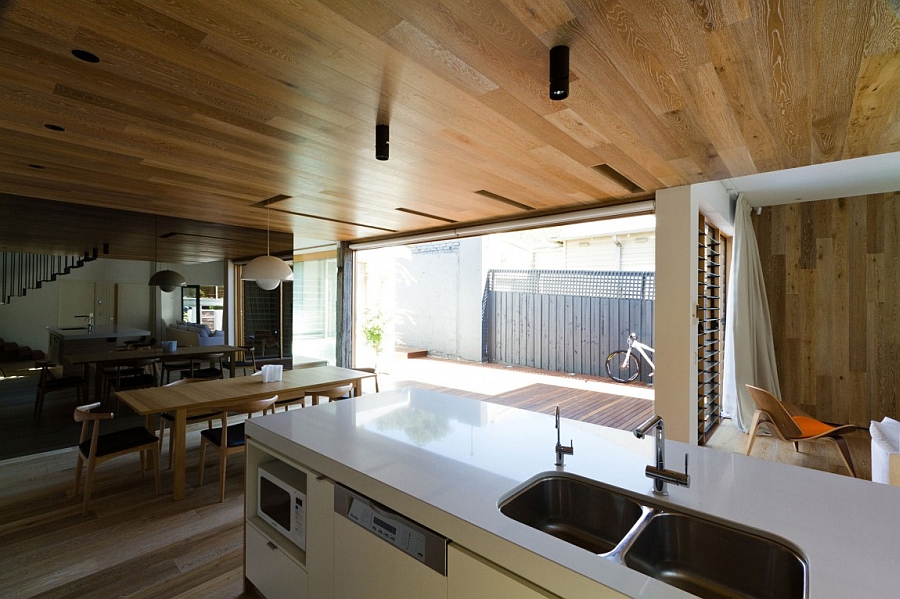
[499,473,808,599]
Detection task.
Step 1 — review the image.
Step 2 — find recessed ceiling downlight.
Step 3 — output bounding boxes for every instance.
[71,49,100,63]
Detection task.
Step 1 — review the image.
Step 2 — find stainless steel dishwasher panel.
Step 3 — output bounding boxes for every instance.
[333,485,448,598]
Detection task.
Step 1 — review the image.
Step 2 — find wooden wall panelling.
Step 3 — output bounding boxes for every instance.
[756,192,900,426]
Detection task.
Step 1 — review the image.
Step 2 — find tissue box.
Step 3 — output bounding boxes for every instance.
[260,364,283,382]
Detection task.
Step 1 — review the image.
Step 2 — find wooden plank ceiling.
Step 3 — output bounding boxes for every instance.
[1,0,899,263]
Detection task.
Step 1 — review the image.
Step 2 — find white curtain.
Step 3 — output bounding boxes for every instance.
[722,195,782,432]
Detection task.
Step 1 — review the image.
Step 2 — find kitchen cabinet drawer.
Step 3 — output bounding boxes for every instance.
[246,524,308,599]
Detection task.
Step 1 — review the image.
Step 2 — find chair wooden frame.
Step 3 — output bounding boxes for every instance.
[224,345,258,376]
[74,402,160,515]
[355,367,379,392]
[34,360,88,422]
[275,383,354,411]
[158,378,218,469]
[180,353,224,380]
[198,395,278,502]
[744,384,857,477]
[104,358,160,403]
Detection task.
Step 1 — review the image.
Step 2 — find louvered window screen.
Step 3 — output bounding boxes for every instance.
[698,218,725,445]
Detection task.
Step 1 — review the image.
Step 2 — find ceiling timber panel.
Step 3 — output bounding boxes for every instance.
[0,0,898,262]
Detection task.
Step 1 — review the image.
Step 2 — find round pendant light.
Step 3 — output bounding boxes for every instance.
[242,204,293,290]
[148,269,187,292]
[148,216,186,292]
[242,255,293,290]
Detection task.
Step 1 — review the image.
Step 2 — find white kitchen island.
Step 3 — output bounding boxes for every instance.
[244,387,897,599]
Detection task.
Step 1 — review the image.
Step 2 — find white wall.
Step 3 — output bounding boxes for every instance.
[654,182,732,444]
[393,238,484,361]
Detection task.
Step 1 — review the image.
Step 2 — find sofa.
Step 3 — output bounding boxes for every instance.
[869,416,900,487]
[166,321,225,347]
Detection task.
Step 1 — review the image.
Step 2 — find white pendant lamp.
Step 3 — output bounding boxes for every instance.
[148,216,186,293]
[242,204,293,290]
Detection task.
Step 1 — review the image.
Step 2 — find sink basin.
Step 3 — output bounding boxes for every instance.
[623,512,808,599]
[500,474,808,599]
[499,474,645,554]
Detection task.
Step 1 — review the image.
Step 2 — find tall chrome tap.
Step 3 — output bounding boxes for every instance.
[554,405,574,466]
[633,414,690,496]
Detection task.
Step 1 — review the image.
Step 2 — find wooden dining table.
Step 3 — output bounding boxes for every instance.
[115,365,376,500]
[66,344,242,401]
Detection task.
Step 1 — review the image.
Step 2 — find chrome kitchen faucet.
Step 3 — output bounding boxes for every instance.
[554,405,574,466]
[633,414,690,496]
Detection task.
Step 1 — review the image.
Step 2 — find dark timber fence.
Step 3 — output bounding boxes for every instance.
[482,270,655,383]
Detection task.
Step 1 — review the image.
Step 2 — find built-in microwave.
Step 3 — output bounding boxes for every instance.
[257,460,306,551]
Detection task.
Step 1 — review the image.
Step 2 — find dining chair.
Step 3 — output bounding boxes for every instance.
[198,394,279,502]
[33,360,89,422]
[355,367,379,392]
[73,402,160,515]
[223,345,258,376]
[104,358,160,405]
[157,377,219,469]
[161,359,198,384]
[744,384,858,477]
[181,353,224,380]
[274,383,354,412]
[254,330,279,355]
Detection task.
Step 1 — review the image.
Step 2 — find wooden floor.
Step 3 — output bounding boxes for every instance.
[395,380,654,431]
[0,358,873,598]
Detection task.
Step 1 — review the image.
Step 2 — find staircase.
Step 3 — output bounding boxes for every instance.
[1,249,100,304]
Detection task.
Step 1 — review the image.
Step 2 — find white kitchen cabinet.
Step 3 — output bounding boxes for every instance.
[244,439,334,599]
[246,524,308,599]
[333,515,448,599]
[448,545,562,599]
[304,472,334,599]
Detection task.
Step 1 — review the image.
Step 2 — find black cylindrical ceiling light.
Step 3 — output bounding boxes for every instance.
[549,45,569,100]
[376,123,389,160]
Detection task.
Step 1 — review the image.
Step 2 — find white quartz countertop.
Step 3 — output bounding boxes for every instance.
[246,388,897,598]
[47,325,151,339]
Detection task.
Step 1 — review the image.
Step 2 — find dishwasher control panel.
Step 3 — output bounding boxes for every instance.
[348,498,427,561]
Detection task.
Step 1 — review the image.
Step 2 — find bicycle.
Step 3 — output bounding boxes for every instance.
[605,333,654,383]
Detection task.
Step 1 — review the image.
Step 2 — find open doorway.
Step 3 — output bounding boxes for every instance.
[352,215,657,383]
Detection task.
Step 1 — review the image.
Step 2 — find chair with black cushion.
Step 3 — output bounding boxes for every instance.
[34,360,89,422]
[181,353,224,380]
[104,358,160,404]
[161,359,198,384]
[73,402,160,515]
[157,377,219,469]
[223,345,258,376]
[198,395,278,502]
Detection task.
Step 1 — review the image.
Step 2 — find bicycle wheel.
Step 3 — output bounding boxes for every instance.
[605,350,641,383]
